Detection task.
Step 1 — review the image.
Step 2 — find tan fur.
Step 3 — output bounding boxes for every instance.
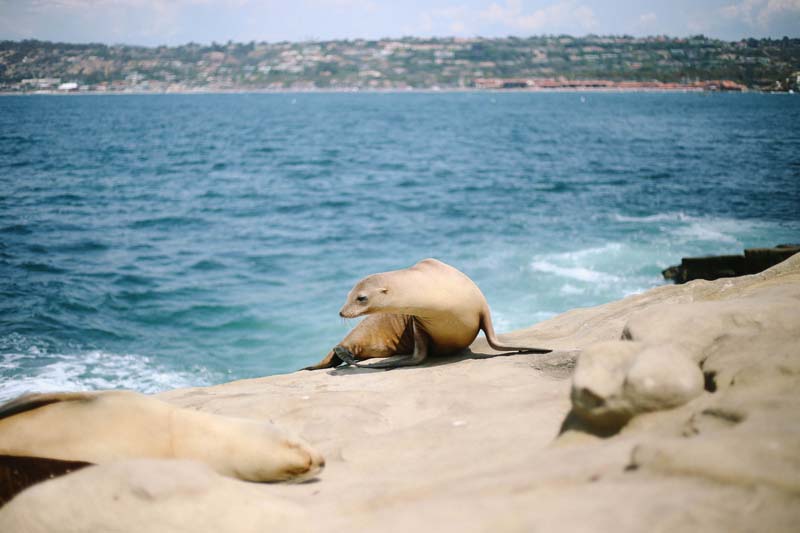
[304,314,414,370]
[306,258,550,369]
[0,391,324,482]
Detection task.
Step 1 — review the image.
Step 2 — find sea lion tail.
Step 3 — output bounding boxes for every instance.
[479,309,551,354]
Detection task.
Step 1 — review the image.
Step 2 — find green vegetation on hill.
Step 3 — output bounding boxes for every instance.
[1,35,798,92]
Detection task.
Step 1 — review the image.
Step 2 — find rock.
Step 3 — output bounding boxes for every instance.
[630,375,800,494]
[745,245,800,274]
[571,341,704,431]
[0,460,306,533]
[623,345,705,411]
[1,253,798,532]
[662,244,800,283]
[571,279,800,432]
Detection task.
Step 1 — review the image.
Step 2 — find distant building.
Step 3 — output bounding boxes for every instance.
[22,78,60,89]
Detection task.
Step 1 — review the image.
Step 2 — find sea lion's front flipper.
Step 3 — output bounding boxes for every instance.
[341,320,430,370]
[332,346,360,366]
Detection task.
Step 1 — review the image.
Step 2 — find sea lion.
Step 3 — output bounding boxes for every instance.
[0,390,324,489]
[307,258,551,369]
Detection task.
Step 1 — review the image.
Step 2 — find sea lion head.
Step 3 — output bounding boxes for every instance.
[218,420,326,483]
[339,274,389,318]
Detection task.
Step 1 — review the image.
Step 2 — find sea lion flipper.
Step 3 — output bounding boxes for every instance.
[349,354,418,369]
[0,392,96,421]
[332,346,360,366]
[302,349,343,371]
[343,320,430,369]
[479,309,551,354]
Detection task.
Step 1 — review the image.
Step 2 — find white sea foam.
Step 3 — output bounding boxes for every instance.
[612,211,695,223]
[614,212,755,246]
[0,350,216,403]
[674,221,741,244]
[531,260,620,283]
[560,283,585,295]
[556,242,624,261]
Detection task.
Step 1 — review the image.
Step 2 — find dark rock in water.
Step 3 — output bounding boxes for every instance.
[663,245,800,284]
[745,245,800,274]
[0,455,91,507]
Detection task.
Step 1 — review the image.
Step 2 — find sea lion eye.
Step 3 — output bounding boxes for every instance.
[356,295,368,303]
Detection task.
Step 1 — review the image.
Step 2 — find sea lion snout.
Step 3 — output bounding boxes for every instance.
[279,439,325,481]
[339,302,363,319]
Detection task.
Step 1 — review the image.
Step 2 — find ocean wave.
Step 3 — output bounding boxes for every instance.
[673,221,742,244]
[0,349,217,403]
[531,260,621,283]
[0,224,34,235]
[559,283,585,295]
[128,216,207,230]
[611,211,695,223]
[612,212,755,245]
[555,242,625,261]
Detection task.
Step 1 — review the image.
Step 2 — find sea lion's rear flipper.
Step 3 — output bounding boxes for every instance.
[0,455,91,508]
[480,309,551,354]
[302,350,343,371]
[0,392,96,421]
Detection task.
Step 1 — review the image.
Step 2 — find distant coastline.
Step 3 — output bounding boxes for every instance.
[0,82,763,96]
[2,36,798,95]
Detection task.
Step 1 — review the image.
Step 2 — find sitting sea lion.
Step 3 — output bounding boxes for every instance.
[306,258,551,370]
[0,390,324,503]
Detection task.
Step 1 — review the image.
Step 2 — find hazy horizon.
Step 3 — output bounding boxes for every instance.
[1,1,798,48]
[3,32,798,49]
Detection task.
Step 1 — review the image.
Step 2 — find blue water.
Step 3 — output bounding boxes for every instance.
[1,92,798,400]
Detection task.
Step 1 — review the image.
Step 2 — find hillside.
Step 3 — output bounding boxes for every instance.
[2,35,799,92]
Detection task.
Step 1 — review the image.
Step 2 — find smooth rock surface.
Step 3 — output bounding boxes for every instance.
[0,460,306,533]
[2,254,799,532]
[571,341,704,430]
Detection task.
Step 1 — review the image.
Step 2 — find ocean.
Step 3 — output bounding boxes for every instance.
[1,92,798,400]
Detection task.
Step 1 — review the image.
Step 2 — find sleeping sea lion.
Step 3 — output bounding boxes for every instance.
[306,258,551,370]
[0,390,324,497]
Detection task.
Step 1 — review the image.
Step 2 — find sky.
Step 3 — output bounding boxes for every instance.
[0,0,798,46]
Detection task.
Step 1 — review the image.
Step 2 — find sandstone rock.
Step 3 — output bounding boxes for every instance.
[571,341,703,431]
[631,383,800,494]
[0,460,306,533]
[623,344,704,412]
[1,254,798,532]
[568,279,800,431]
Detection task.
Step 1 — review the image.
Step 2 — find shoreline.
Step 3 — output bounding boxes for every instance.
[1,255,799,531]
[1,87,780,97]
